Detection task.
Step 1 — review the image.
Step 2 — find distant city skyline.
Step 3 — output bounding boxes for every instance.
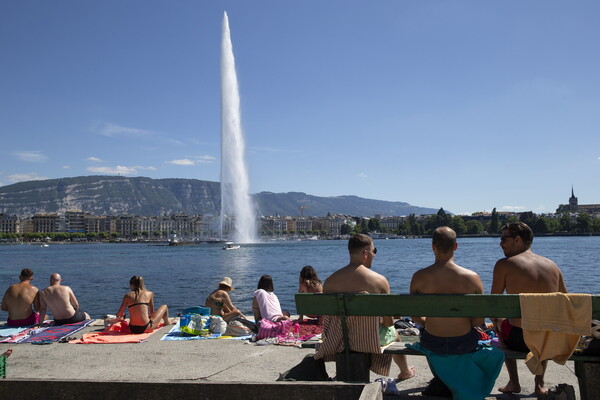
[1,1,599,216]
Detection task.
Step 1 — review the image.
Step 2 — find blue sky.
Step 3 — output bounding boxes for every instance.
[1,1,599,215]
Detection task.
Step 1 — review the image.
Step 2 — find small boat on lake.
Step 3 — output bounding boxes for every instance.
[222,242,240,250]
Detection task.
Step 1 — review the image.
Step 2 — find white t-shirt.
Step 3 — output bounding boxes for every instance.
[253,289,283,322]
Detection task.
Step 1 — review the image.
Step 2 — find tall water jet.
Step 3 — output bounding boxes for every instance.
[220,12,257,243]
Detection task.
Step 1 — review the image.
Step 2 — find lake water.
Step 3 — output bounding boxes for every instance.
[1,236,598,319]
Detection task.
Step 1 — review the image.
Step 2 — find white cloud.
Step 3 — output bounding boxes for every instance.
[167,159,196,166]
[500,205,525,211]
[86,165,156,175]
[13,151,48,163]
[87,156,102,162]
[91,122,151,138]
[62,165,70,169]
[166,155,216,166]
[357,173,368,178]
[7,173,48,183]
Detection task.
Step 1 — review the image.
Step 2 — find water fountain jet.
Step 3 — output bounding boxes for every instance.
[220,12,257,243]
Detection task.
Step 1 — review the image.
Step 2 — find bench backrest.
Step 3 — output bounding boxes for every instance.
[295,293,600,319]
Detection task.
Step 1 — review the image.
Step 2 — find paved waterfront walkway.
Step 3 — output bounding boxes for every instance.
[1,322,580,399]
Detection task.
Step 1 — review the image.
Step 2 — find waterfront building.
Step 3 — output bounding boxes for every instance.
[31,213,59,233]
[0,214,19,233]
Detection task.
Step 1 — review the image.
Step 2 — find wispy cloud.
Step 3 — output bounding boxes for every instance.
[357,173,368,178]
[91,122,152,138]
[167,159,196,166]
[62,165,71,169]
[13,151,48,163]
[7,173,48,183]
[87,156,103,162]
[500,205,525,211]
[166,155,216,166]
[86,165,156,175]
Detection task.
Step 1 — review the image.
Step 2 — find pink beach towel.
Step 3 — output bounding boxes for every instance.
[71,320,164,344]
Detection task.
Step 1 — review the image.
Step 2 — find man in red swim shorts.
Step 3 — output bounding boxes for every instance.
[1,269,40,326]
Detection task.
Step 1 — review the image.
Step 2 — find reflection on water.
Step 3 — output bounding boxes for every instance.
[1,236,598,318]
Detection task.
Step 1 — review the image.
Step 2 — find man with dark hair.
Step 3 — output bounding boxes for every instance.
[316,234,415,381]
[491,222,567,395]
[1,269,40,326]
[410,227,496,397]
[38,273,90,325]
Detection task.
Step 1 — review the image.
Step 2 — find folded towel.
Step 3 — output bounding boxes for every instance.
[520,293,591,374]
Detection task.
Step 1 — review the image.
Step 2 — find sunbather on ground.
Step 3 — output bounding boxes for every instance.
[116,275,174,334]
[205,277,245,322]
[253,275,290,323]
[297,265,323,323]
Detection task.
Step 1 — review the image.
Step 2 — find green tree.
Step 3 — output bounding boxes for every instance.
[576,213,592,233]
[533,217,550,234]
[490,208,499,234]
[465,220,484,234]
[367,218,380,232]
[450,216,466,235]
[559,213,574,232]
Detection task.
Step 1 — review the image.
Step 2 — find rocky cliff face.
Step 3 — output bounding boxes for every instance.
[0,175,439,217]
[0,176,221,216]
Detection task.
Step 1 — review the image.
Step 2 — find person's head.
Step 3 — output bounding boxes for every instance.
[257,274,274,292]
[432,226,457,255]
[348,234,376,267]
[500,222,533,256]
[218,277,234,291]
[129,275,145,293]
[299,265,321,283]
[49,273,61,285]
[19,268,34,281]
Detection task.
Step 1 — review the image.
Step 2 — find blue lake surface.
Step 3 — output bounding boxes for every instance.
[1,236,598,318]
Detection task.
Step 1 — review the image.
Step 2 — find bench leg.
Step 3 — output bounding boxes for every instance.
[574,361,600,400]
[335,353,371,382]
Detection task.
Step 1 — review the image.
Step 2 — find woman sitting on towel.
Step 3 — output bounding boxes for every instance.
[204,277,245,322]
[252,275,290,323]
[116,275,172,334]
[297,265,323,323]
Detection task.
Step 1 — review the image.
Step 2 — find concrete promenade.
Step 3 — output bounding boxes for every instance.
[0,322,581,399]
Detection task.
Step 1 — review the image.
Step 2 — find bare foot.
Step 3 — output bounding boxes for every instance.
[2,348,12,358]
[534,378,547,395]
[398,366,416,381]
[498,381,521,394]
[168,318,177,325]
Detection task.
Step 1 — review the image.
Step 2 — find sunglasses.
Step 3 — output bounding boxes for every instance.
[365,247,377,254]
[500,235,515,243]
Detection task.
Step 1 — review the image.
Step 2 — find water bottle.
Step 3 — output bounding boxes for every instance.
[293,322,300,341]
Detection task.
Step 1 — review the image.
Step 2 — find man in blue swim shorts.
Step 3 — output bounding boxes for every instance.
[410,227,486,396]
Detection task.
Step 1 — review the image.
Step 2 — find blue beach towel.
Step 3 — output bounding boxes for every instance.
[160,320,251,341]
[407,342,504,400]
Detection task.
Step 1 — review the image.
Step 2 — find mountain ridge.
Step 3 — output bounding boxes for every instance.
[0,176,440,217]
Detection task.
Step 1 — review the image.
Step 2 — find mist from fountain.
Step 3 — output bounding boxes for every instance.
[220,12,257,243]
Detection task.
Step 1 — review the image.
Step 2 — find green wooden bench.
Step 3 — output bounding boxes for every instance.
[295,293,600,400]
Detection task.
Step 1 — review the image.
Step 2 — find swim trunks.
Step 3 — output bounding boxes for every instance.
[420,328,480,355]
[7,312,39,327]
[500,319,529,352]
[54,309,87,325]
[129,322,150,334]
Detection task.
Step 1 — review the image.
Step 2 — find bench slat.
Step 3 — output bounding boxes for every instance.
[296,293,600,319]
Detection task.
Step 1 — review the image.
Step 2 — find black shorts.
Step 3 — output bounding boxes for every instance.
[54,309,87,325]
[420,328,480,355]
[501,319,530,352]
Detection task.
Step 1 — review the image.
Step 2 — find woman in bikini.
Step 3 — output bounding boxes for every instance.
[297,265,323,323]
[116,275,172,334]
[204,277,244,322]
